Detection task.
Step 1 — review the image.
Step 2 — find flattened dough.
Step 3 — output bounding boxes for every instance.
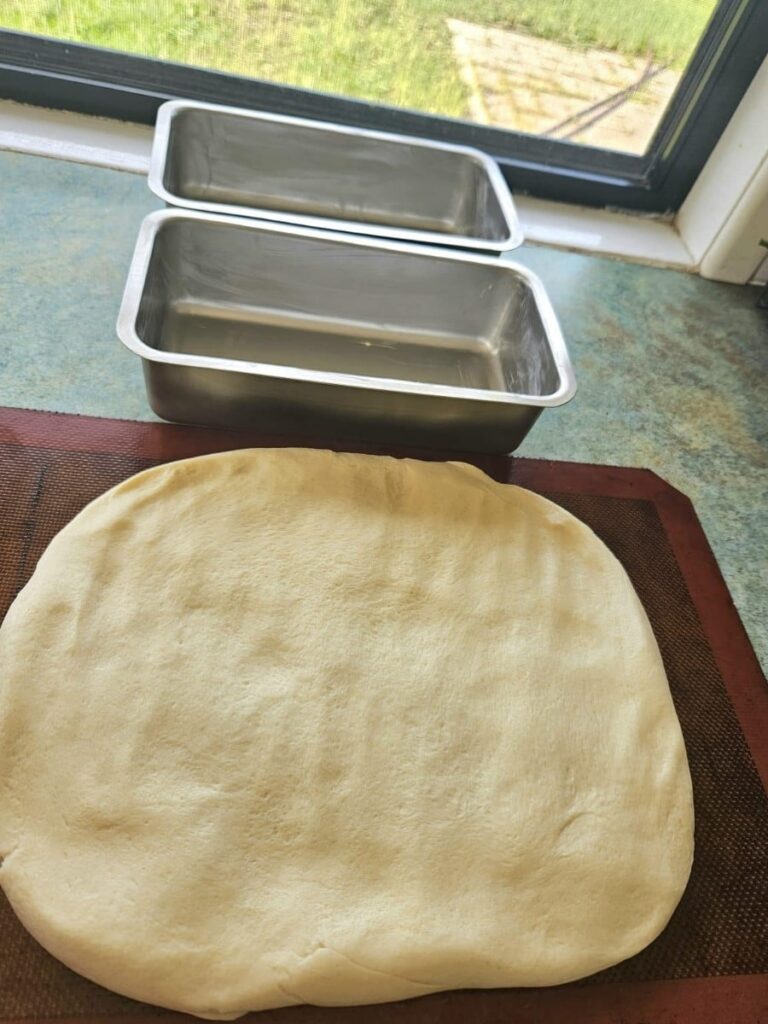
[0,449,693,1017]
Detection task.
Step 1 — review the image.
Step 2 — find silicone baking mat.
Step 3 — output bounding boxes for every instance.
[0,407,766,1024]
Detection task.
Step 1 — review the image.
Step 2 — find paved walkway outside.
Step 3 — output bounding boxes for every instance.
[448,19,681,154]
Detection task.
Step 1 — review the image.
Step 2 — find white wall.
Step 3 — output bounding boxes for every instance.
[677,55,768,284]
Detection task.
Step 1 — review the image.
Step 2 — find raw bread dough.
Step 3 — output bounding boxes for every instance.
[0,449,693,1018]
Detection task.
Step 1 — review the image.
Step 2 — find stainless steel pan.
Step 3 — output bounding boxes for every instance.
[148,100,523,254]
[117,210,574,453]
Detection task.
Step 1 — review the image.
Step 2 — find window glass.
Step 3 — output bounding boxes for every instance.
[2,0,720,154]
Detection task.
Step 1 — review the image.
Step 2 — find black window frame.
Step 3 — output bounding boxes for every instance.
[0,0,765,214]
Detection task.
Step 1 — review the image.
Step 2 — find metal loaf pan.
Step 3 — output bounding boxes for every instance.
[117,210,575,454]
[148,100,523,253]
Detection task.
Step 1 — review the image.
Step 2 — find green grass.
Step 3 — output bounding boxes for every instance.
[1,0,718,120]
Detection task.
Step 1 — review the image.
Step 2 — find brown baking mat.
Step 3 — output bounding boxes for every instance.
[0,407,766,1024]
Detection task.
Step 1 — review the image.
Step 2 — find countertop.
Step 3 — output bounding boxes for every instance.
[0,150,766,670]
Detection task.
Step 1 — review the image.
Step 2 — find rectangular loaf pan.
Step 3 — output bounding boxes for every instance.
[117,210,575,453]
[148,100,523,253]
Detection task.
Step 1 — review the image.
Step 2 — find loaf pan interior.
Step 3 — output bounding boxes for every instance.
[135,215,564,400]
[160,105,512,245]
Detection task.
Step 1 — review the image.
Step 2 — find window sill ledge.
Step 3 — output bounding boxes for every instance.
[0,98,699,275]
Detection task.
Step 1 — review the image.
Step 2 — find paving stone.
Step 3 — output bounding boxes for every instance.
[447,18,681,153]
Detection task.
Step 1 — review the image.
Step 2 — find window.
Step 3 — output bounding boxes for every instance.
[0,0,766,213]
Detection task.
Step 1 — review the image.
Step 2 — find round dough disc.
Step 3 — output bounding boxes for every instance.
[0,449,693,1018]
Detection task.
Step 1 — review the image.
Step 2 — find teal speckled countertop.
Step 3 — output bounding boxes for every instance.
[0,150,766,669]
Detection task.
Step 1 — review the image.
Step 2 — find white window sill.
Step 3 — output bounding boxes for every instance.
[1,95,765,284]
[0,99,151,174]
[515,196,691,269]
